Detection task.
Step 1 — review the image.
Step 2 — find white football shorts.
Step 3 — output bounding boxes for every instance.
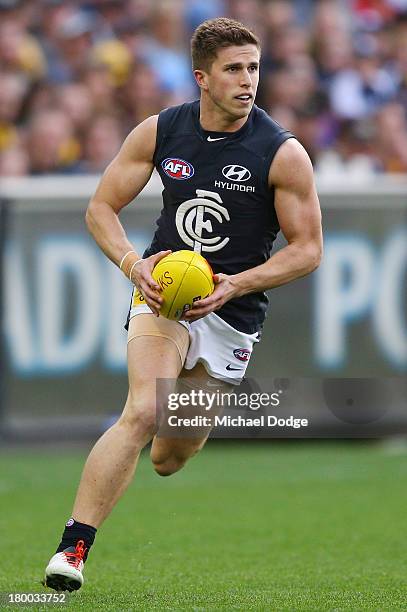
[128,303,260,385]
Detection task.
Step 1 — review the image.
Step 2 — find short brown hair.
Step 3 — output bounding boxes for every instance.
[191,17,260,72]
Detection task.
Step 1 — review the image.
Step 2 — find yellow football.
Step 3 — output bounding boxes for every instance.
[133,250,215,320]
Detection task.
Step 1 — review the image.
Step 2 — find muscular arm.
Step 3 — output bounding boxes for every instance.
[85,115,158,266]
[184,139,322,320]
[232,138,323,295]
[86,115,171,314]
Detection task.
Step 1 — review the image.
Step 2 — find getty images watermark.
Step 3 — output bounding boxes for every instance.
[166,389,308,429]
[155,381,309,438]
[155,377,404,438]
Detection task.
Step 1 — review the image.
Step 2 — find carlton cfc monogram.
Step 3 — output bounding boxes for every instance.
[175,189,230,254]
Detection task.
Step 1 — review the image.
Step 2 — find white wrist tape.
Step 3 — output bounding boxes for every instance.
[119,250,136,270]
[129,259,142,282]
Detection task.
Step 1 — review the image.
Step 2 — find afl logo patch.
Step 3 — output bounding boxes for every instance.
[162,158,194,180]
[233,348,251,362]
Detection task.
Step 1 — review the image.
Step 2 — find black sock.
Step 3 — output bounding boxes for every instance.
[56,518,97,562]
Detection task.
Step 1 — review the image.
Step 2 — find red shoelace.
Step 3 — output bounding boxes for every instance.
[64,540,87,568]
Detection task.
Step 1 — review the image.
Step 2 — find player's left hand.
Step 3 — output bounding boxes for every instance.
[182,273,238,322]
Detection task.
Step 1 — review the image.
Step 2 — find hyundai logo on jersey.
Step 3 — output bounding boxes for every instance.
[233,348,251,361]
[162,158,195,180]
[222,165,251,182]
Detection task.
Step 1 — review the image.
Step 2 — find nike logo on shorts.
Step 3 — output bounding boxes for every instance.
[207,136,227,142]
[226,364,243,371]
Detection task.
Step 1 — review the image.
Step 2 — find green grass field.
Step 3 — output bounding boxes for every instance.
[0,441,406,611]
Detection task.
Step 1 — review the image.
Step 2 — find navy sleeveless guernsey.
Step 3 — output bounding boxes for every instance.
[143,100,295,334]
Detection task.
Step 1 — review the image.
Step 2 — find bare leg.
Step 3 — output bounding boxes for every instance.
[151,363,233,476]
[72,327,186,528]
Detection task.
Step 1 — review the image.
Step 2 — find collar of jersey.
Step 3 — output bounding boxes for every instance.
[192,99,254,142]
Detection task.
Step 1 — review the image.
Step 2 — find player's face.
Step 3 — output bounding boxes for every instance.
[198,44,260,122]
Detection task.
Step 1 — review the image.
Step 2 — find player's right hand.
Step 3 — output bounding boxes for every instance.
[131,250,171,316]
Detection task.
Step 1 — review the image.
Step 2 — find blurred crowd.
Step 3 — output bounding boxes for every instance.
[1,0,407,177]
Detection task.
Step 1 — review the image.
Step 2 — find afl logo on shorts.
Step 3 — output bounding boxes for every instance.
[162,158,194,180]
[233,348,251,362]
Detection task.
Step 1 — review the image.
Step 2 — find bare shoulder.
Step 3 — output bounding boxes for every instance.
[268,138,315,193]
[90,114,159,211]
[119,115,159,163]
